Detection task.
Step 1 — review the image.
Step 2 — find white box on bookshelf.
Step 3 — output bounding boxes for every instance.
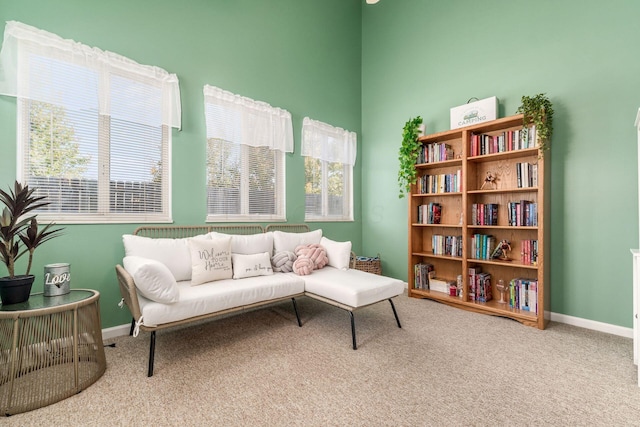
[450,96,498,129]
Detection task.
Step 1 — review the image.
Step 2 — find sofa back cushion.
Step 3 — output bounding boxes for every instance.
[273,229,322,253]
[123,234,209,281]
[320,237,352,270]
[209,231,274,255]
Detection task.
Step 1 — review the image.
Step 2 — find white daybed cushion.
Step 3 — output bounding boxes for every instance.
[122,234,209,281]
[300,266,405,308]
[232,252,274,279]
[320,237,352,270]
[138,273,305,327]
[123,256,180,304]
[188,236,233,285]
[209,231,274,255]
[273,229,322,253]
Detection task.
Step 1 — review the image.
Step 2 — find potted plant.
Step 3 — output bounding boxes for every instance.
[397,116,423,198]
[0,181,64,305]
[516,93,554,153]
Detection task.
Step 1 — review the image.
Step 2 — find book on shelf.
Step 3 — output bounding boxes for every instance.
[470,234,496,260]
[414,262,434,290]
[509,278,538,314]
[471,203,498,226]
[418,171,462,194]
[508,201,537,226]
[469,126,537,157]
[418,202,442,224]
[432,234,463,257]
[520,239,538,265]
[515,162,538,188]
[419,142,454,164]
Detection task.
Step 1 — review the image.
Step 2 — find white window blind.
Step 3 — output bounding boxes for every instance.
[0,21,181,223]
[204,85,291,222]
[301,117,356,221]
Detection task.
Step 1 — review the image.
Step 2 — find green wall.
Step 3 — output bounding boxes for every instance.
[361,0,640,328]
[2,0,639,331]
[0,0,363,328]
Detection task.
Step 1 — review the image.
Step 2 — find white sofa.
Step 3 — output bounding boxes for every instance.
[115,224,404,376]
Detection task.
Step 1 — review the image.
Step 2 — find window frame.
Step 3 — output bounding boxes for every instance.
[304,157,353,222]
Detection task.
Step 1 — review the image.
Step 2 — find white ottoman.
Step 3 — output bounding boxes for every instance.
[301,267,405,349]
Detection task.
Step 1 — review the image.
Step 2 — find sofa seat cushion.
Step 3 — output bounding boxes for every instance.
[300,266,404,308]
[139,273,305,327]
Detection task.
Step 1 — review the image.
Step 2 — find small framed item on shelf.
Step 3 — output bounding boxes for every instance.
[450,96,498,129]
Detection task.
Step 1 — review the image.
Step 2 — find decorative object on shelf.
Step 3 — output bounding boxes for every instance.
[43,263,71,296]
[480,171,498,190]
[0,181,64,305]
[516,93,554,153]
[450,96,498,129]
[398,116,423,198]
[491,239,512,261]
[496,279,507,304]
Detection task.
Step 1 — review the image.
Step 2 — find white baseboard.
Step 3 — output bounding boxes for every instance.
[102,323,131,341]
[549,311,633,339]
[101,311,634,341]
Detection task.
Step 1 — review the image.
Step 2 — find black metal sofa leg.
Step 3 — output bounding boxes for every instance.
[148,331,156,377]
[350,311,357,350]
[389,299,402,328]
[129,318,135,336]
[291,298,302,327]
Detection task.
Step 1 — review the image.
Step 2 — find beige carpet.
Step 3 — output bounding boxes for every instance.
[5,293,640,426]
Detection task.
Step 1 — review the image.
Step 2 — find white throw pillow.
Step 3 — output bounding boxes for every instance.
[231,252,274,279]
[122,234,210,281]
[188,236,233,285]
[209,231,274,255]
[122,256,180,304]
[320,237,352,270]
[273,229,322,253]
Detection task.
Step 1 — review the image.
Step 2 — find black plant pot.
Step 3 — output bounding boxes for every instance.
[0,275,35,305]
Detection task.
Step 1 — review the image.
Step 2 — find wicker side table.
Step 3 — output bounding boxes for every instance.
[0,289,106,416]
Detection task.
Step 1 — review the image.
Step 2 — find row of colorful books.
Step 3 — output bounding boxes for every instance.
[469,233,496,260]
[471,203,498,226]
[417,202,442,224]
[521,239,538,265]
[508,200,537,226]
[417,142,455,164]
[468,266,492,302]
[516,162,538,188]
[509,278,538,313]
[433,234,463,257]
[417,171,462,194]
[469,126,537,157]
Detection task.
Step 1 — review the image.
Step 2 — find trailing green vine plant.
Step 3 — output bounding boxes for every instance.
[397,116,423,198]
[516,94,554,154]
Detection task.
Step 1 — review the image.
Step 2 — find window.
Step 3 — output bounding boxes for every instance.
[204,85,293,222]
[301,117,356,221]
[0,21,181,223]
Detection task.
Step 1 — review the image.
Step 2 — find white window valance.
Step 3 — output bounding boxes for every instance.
[0,21,181,129]
[301,117,357,166]
[203,84,293,153]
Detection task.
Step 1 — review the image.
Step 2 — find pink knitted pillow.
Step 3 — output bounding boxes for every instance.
[294,244,328,270]
[293,256,314,276]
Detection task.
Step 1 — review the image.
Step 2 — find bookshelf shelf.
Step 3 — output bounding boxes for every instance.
[408,114,549,329]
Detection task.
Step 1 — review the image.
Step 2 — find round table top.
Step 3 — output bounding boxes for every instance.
[0,289,98,313]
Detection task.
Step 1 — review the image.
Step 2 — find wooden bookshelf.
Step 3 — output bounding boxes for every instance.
[408,114,549,329]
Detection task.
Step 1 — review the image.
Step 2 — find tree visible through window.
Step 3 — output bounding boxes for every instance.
[0,21,181,223]
[301,117,355,221]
